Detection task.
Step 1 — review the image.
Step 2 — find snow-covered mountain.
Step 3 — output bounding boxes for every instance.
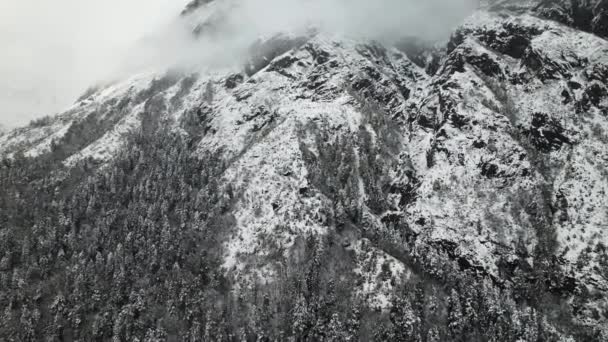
[1,0,608,340]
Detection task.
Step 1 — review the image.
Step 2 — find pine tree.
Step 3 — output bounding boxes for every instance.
[291,294,311,340]
[447,288,463,341]
[326,313,346,342]
[426,327,441,342]
[344,305,361,341]
[390,291,421,342]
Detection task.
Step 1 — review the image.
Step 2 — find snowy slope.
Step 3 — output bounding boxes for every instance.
[2,0,608,336]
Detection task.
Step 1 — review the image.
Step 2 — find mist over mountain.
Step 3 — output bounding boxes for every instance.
[1,0,608,341]
[0,0,189,127]
[0,0,476,128]
[114,0,479,73]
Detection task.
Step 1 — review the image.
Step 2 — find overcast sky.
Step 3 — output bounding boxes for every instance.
[0,0,476,128]
[0,0,188,127]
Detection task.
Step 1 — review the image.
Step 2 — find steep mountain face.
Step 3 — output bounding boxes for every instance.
[1,0,608,340]
[494,0,608,38]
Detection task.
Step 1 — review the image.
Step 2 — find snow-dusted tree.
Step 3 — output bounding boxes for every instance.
[447,288,464,340]
[426,327,441,342]
[390,291,422,342]
[325,313,347,342]
[291,294,312,340]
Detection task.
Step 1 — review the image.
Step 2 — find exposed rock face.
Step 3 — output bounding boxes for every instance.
[1,1,608,340]
[487,0,608,37]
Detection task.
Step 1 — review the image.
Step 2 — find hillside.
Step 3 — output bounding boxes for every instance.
[1,0,607,340]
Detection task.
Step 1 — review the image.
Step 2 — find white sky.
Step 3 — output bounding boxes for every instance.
[0,0,188,127]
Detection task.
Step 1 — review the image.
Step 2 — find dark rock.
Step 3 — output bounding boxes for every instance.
[267,55,299,72]
[181,0,214,16]
[546,274,578,297]
[586,63,608,83]
[443,52,466,75]
[362,66,382,81]
[243,106,269,122]
[396,83,411,101]
[387,174,420,208]
[466,53,503,78]
[522,48,567,81]
[593,9,608,37]
[480,162,500,178]
[473,139,487,149]
[503,35,531,59]
[381,213,403,225]
[525,112,572,152]
[352,77,373,91]
[573,0,596,31]
[305,44,331,65]
[585,82,608,106]
[304,71,328,91]
[562,89,572,104]
[556,190,570,222]
[450,113,470,129]
[418,113,436,129]
[224,74,244,89]
[415,217,427,226]
[234,91,252,102]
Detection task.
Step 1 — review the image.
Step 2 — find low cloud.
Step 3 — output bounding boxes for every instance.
[127,0,478,72]
[0,0,477,127]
